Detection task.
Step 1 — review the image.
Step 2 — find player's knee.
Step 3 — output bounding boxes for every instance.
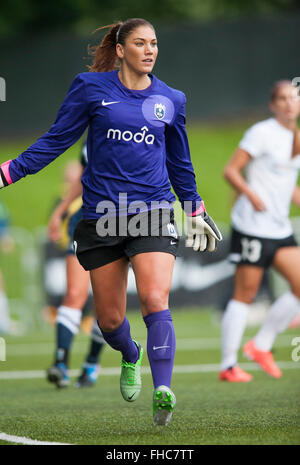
[63,288,87,308]
[234,285,258,304]
[140,289,169,314]
[290,284,300,300]
[97,313,123,332]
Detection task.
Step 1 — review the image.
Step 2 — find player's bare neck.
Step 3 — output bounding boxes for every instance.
[275,116,297,132]
[118,69,151,91]
[275,117,300,159]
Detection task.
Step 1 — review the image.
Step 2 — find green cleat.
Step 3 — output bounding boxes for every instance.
[153,385,176,426]
[120,341,143,402]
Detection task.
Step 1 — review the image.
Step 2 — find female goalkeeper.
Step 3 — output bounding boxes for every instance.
[0,18,221,425]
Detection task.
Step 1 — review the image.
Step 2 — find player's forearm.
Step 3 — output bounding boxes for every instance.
[168,168,203,214]
[292,128,300,157]
[54,177,83,217]
[165,116,203,213]
[0,136,85,189]
[8,127,85,184]
[224,165,255,199]
[292,185,300,207]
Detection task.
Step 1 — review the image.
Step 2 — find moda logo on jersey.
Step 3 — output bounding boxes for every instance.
[154,103,166,120]
[107,126,155,144]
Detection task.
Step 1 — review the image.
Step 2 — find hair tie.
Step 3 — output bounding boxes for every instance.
[116,26,122,44]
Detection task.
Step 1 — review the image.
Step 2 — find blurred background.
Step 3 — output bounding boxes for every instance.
[0,0,300,333]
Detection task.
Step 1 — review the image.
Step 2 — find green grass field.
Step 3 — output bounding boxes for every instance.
[0,309,299,445]
[0,124,300,446]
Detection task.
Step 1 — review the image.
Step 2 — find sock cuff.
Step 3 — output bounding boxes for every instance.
[227,299,250,314]
[56,306,82,335]
[286,291,300,306]
[143,309,172,328]
[83,362,99,368]
[99,316,129,337]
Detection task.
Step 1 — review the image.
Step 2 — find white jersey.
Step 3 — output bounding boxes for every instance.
[231,118,300,239]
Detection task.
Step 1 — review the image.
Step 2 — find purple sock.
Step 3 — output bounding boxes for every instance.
[98,317,138,363]
[143,309,176,389]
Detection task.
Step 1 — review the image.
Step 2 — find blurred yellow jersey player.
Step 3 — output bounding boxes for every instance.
[59,196,83,252]
[46,142,106,389]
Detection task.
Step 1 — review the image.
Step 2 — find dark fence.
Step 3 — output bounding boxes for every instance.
[0,14,299,138]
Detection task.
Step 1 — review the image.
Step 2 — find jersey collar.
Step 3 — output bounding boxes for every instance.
[111,70,156,98]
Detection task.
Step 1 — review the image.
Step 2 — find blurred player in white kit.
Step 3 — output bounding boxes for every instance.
[220,80,300,382]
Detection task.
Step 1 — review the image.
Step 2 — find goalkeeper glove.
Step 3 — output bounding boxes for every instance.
[0,161,12,189]
[186,209,222,252]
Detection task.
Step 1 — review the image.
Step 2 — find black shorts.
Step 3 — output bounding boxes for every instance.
[229,228,298,268]
[73,209,179,270]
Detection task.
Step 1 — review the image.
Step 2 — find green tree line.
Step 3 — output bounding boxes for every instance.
[1,0,300,38]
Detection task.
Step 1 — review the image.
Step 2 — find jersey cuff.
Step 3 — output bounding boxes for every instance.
[0,160,13,187]
[185,200,206,216]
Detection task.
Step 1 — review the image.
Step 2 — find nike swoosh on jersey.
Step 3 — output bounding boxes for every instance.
[101,99,120,106]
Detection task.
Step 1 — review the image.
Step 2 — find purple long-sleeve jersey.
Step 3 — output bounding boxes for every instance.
[7,70,202,218]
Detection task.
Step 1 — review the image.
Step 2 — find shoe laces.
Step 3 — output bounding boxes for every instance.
[121,361,137,385]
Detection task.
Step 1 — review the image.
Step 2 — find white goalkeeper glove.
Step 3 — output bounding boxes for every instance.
[186,211,222,252]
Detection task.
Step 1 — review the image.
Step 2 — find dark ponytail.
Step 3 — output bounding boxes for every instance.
[88,18,155,73]
[88,22,122,73]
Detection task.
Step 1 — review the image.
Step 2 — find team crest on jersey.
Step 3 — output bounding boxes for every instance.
[154,103,166,120]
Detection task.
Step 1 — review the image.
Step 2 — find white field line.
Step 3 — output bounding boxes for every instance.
[4,334,298,356]
[0,361,299,380]
[0,432,71,445]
